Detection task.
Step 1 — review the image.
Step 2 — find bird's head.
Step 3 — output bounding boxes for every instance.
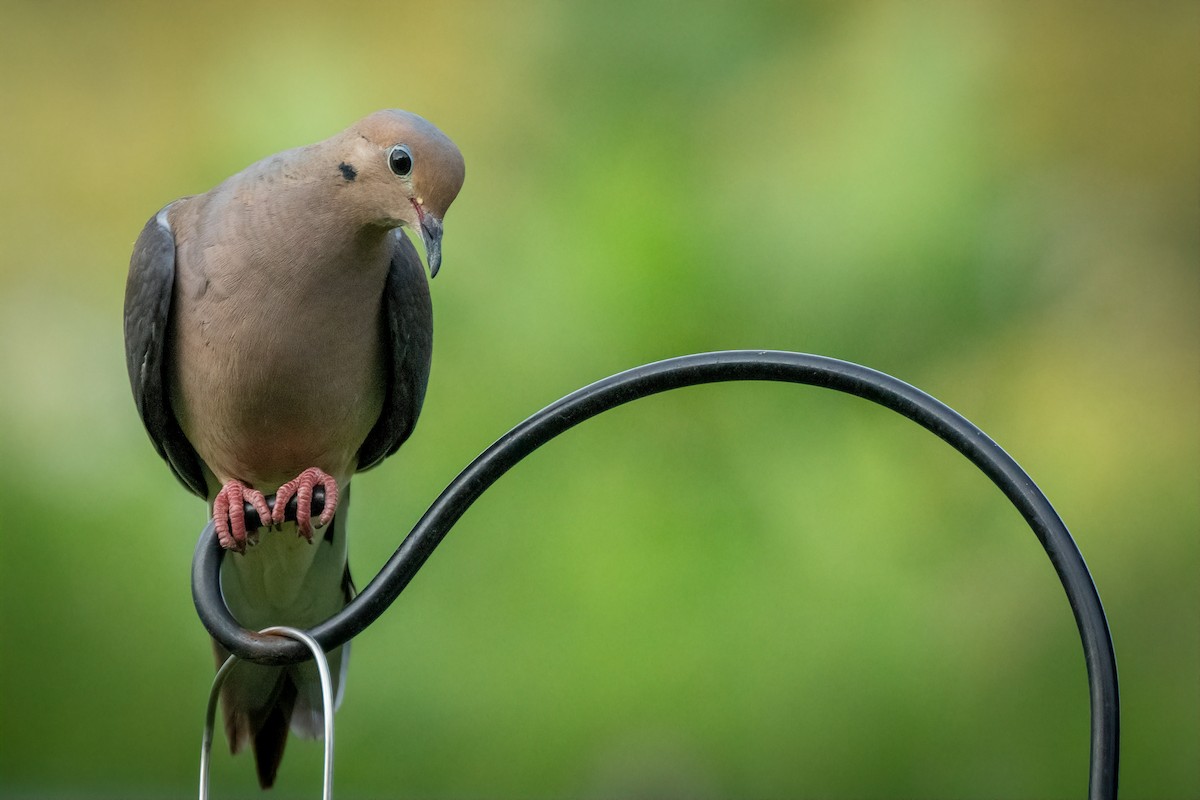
[339,109,465,276]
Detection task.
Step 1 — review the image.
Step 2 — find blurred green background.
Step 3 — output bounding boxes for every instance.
[1,1,1196,797]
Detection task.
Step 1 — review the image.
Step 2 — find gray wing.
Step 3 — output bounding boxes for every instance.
[123,208,207,497]
[357,231,434,471]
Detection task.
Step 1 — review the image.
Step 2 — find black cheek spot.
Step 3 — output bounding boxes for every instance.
[338,162,357,181]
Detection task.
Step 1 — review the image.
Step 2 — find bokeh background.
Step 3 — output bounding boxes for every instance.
[1,2,1196,798]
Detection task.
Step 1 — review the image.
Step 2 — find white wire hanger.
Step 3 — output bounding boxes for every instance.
[199,626,335,800]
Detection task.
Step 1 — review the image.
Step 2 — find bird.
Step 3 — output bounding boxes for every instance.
[123,109,465,788]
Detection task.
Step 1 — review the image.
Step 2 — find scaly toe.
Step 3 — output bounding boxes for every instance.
[294,467,339,541]
[213,480,257,553]
[271,480,299,528]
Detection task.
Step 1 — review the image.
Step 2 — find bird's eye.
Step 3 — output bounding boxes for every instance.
[388,144,413,177]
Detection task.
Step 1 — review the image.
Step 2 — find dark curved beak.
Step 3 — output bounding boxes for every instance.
[419,214,444,278]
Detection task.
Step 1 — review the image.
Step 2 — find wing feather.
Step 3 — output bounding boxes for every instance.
[357,232,433,471]
[123,208,207,496]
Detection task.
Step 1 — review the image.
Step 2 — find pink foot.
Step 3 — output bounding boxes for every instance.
[212,480,272,553]
[271,467,339,542]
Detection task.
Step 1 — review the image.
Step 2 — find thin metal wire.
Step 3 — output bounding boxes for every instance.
[199,626,335,800]
[192,350,1119,798]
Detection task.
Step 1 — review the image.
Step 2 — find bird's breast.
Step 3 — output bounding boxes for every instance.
[169,220,390,490]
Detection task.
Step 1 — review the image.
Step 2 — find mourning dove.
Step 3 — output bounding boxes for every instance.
[123,109,465,787]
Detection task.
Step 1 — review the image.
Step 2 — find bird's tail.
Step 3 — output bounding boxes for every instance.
[213,488,355,789]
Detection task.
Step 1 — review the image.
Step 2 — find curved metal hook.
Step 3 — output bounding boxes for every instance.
[192,350,1119,798]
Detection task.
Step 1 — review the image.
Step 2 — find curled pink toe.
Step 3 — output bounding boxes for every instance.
[271,467,339,541]
[212,480,270,552]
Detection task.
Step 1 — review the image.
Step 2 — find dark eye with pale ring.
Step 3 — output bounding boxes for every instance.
[388,144,413,177]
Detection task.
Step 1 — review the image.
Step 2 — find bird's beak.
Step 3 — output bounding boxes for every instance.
[419,214,444,278]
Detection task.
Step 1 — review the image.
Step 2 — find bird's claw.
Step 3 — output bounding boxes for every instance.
[271,467,339,542]
[212,480,271,553]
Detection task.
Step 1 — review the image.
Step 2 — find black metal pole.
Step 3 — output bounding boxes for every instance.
[192,350,1119,797]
